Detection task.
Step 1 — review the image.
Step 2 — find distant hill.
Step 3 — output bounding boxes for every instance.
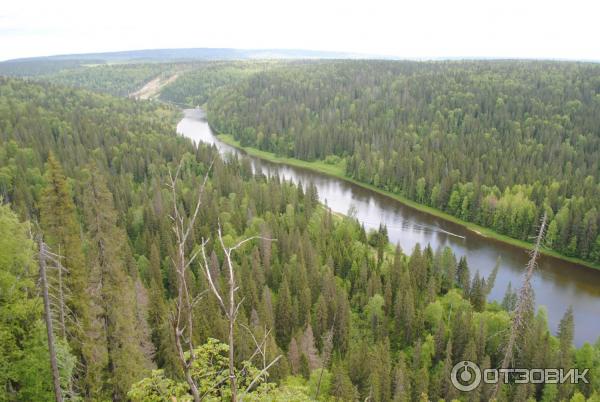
[3,47,371,63]
[0,47,379,77]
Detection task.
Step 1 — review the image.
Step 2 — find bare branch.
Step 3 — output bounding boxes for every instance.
[491,212,547,400]
[233,297,246,320]
[170,157,279,402]
[201,238,226,312]
[241,355,283,398]
[182,158,215,243]
[240,324,272,367]
[229,236,277,253]
[38,239,64,402]
[167,158,215,402]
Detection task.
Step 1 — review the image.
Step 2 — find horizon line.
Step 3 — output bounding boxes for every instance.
[2,46,600,64]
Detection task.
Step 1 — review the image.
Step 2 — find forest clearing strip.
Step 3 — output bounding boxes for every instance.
[130,73,179,100]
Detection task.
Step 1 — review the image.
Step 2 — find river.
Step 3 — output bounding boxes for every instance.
[177,108,600,346]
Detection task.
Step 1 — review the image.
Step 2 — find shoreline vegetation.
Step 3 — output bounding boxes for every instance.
[213,131,600,272]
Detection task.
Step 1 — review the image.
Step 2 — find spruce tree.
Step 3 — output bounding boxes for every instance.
[370,339,392,402]
[558,307,575,401]
[456,256,471,295]
[392,354,411,402]
[83,168,151,399]
[275,276,293,348]
[330,360,359,401]
[40,153,89,354]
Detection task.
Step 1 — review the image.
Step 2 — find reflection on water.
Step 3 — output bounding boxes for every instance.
[177,109,600,346]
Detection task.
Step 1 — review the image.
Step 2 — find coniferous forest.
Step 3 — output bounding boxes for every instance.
[0,59,599,402]
[206,60,600,265]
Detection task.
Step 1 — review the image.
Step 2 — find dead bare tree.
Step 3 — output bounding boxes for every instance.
[37,241,71,339]
[315,311,336,400]
[240,324,272,373]
[168,157,280,401]
[239,324,282,399]
[491,212,547,400]
[167,159,213,402]
[39,238,64,402]
[200,224,280,402]
[315,327,334,399]
[35,228,81,400]
[55,245,67,339]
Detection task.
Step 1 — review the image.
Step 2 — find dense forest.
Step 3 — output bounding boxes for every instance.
[0,60,86,77]
[158,61,276,107]
[206,60,600,265]
[0,60,177,97]
[0,59,274,102]
[0,66,599,402]
[38,63,181,97]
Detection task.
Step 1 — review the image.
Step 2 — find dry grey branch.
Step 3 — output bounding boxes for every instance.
[491,212,547,400]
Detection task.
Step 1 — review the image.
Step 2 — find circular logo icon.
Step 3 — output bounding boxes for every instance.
[451,360,482,392]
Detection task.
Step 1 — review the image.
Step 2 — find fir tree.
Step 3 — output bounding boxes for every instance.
[558,307,575,401]
[83,168,151,399]
[275,276,293,348]
[40,153,89,355]
[330,360,359,401]
[456,256,471,295]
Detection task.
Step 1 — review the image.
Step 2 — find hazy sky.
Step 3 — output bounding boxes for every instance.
[1,0,599,61]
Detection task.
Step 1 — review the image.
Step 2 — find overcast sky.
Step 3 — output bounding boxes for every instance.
[1,0,599,61]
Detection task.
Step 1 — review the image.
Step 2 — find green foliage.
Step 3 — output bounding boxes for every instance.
[207,60,600,263]
[38,63,178,97]
[1,72,599,401]
[128,370,191,402]
[244,380,313,402]
[0,203,39,401]
[187,338,231,398]
[12,322,77,402]
[83,167,153,398]
[0,59,85,77]
[0,203,77,401]
[40,153,89,355]
[330,361,359,401]
[159,61,275,107]
[130,339,307,401]
[307,369,331,400]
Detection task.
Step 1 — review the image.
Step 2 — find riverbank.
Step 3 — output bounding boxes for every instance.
[216,132,600,272]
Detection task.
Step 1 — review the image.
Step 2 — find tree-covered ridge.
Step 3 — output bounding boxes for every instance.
[0,76,182,212]
[37,63,183,97]
[158,61,278,107]
[206,60,600,264]
[0,59,179,97]
[0,59,87,77]
[0,59,282,102]
[0,77,599,401]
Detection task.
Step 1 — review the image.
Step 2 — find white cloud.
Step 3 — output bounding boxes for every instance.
[1,0,599,61]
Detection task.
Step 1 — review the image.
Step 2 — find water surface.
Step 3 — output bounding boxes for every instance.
[177,108,600,346]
